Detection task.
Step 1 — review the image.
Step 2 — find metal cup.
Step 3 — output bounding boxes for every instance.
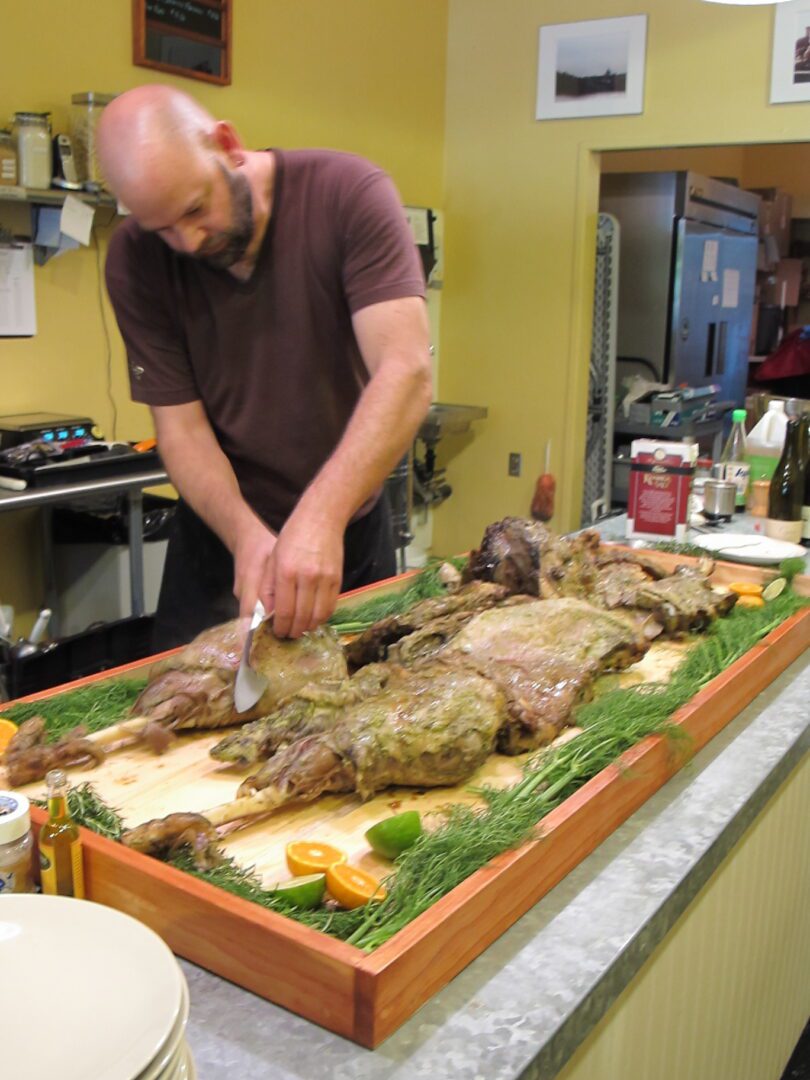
[702,479,737,521]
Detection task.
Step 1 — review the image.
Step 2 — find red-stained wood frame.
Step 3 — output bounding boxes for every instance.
[11,557,810,1047]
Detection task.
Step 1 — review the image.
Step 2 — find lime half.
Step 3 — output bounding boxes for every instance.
[365,811,423,859]
[268,873,327,909]
[762,577,788,602]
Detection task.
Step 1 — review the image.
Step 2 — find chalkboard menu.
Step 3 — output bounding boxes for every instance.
[133,0,231,86]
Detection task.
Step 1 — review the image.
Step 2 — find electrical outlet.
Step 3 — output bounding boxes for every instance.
[508,452,522,477]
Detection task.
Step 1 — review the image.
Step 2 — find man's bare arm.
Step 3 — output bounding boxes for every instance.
[269,295,432,638]
[151,401,277,615]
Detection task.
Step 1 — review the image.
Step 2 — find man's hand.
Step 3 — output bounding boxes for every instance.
[232,515,278,618]
[267,504,344,639]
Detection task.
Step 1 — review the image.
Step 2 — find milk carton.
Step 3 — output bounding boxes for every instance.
[626,439,698,543]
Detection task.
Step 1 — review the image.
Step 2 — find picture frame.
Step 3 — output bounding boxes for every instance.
[770,0,810,105]
[535,15,647,121]
[132,0,232,87]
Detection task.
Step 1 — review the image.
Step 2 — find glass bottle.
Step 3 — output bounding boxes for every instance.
[765,418,804,545]
[721,408,749,512]
[38,769,85,898]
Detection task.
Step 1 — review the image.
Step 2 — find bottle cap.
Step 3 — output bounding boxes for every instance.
[0,792,31,845]
[768,400,786,412]
[732,409,747,423]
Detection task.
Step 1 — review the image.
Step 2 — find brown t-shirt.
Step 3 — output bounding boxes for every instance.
[105,149,425,531]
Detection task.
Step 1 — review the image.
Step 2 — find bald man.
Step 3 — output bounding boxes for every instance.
[98,86,431,646]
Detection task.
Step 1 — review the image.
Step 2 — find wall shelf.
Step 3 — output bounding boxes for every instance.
[0,185,116,209]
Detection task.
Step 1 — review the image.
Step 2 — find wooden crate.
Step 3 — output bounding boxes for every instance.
[7,555,810,1047]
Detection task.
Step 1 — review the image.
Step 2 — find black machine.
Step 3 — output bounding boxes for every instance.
[0,412,98,451]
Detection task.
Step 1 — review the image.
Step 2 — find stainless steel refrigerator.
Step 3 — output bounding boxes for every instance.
[599,171,759,406]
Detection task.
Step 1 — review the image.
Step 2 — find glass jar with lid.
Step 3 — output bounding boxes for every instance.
[0,129,17,186]
[0,791,34,894]
[12,112,52,190]
[70,92,117,187]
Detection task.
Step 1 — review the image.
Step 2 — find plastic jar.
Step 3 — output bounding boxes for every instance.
[12,112,52,189]
[70,92,117,186]
[0,129,17,186]
[0,791,34,894]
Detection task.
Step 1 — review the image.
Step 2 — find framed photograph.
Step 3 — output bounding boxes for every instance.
[536,15,647,121]
[771,0,810,105]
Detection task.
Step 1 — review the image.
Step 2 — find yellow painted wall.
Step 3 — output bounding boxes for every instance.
[558,757,809,1080]
[433,0,810,556]
[0,0,447,633]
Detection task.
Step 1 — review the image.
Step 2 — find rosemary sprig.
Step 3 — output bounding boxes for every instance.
[33,782,125,841]
[1,678,147,742]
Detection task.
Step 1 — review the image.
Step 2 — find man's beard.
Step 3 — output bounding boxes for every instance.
[197,163,255,270]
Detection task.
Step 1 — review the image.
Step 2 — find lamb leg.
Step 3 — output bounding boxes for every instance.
[205,736,356,826]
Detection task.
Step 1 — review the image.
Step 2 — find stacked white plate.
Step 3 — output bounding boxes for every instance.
[1,894,196,1079]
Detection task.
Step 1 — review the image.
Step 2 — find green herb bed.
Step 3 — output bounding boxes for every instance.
[7,557,808,952]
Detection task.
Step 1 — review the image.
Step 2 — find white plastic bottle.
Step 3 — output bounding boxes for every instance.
[745,400,788,483]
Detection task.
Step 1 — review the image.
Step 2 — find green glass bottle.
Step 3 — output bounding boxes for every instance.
[766,418,804,545]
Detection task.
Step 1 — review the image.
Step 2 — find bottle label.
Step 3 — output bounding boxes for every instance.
[39,842,56,894]
[39,839,85,898]
[723,462,750,507]
[765,518,804,544]
[802,505,810,541]
[0,869,18,894]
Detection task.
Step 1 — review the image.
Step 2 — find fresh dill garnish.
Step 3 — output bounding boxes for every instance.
[1,678,146,742]
[329,557,468,633]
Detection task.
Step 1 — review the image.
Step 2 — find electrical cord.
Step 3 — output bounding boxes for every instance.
[93,221,118,441]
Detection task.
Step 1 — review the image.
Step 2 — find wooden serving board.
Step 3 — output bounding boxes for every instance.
[3,554,809,1047]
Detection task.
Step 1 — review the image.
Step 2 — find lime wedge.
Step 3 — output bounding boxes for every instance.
[267,873,327,909]
[762,577,787,602]
[365,811,423,859]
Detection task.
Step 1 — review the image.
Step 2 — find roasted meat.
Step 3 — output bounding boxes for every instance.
[463,517,736,634]
[441,598,649,753]
[2,717,106,787]
[344,581,510,667]
[133,620,347,731]
[205,662,508,826]
[121,812,224,869]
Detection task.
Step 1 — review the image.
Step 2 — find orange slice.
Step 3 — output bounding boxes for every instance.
[728,582,763,597]
[326,863,387,909]
[736,594,765,608]
[0,717,18,755]
[285,841,347,877]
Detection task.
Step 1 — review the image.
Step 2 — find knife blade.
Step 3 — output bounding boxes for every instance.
[233,600,270,713]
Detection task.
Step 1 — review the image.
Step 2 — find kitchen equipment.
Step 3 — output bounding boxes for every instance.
[696,532,807,566]
[0,412,97,451]
[702,478,737,521]
[234,599,269,713]
[52,133,82,189]
[12,112,52,189]
[600,171,759,408]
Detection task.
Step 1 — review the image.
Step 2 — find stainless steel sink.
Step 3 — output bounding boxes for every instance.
[418,403,488,443]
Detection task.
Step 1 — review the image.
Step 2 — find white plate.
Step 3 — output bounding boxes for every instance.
[138,971,190,1080]
[1,895,184,1080]
[696,532,807,566]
